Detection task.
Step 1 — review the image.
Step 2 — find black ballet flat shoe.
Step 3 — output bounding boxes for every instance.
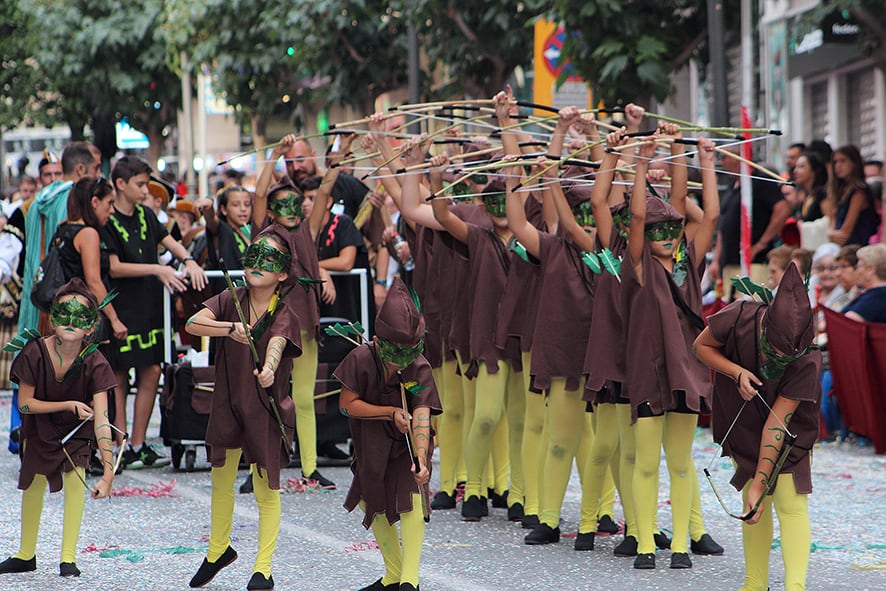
[489,488,508,508]
[239,474,254,494]
[691,533,724,555]
[189,546,238,588]
[0,556,36,574]
[303,469,336,489]
[596,514,620,535]
[524,523,560,545]
[670,552,693,569]
[399,584,419,591]
[246,572,274,590]
[633,553,656,569]
[613,535,638,557]
[521,514,540,529]
[59,562,80,577]
[573,532,595,551]
[654,530,672,549]
[461,495,485,521]
[357,578,398,591]
[430,490,456,510]
[507,502,524,522]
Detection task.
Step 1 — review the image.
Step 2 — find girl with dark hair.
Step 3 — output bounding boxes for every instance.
[827,145,879,246]
[197,185,253,276]
[60,177,127,341]
[792,152,829,222]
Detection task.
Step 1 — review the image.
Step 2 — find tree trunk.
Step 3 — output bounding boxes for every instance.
[251,113,267,172]
[145,123,164,170]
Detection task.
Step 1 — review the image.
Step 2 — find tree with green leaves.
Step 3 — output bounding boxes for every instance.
[548,0,740,106]
[12,0,179,164]
[408,1,547,98]
[0,4,61,132]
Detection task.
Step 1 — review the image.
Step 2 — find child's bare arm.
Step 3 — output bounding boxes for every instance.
[17,381,92,418]
[340,386,401,422]
[91,390,114,498]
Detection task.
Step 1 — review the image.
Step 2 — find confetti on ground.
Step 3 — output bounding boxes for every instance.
[281,476,336,493]
[345,541,379,553]
[112,479,178,497]
[96,545,206,562]
[850,558,886,570]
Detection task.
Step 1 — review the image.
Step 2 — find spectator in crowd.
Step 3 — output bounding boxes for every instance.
[8,141,101,455]
[0,212,22,287]
[106,156,207,470]
[168,199,206,262]
[790,248,813,278]
[283,139,369,220]
[785,142,805,176]
[811,243,844,310]
[843,243,886,323]
[766,245,795,291]
[3,176,37,217]
[58,177,127,342]
[832,244,862,311]
[827,145,879,246]
[196,184,252,281]
[793,152,830,222]
[145,175,171,226]
[37,151,63,188]
[709,144,790,290]
[807,139,834,177]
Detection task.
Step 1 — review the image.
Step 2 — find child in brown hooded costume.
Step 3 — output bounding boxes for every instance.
[622,133,720,570]
[336,277,442,591]
[694,262,822,591]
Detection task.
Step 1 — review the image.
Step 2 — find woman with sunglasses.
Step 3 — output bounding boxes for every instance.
[694,263,822,591]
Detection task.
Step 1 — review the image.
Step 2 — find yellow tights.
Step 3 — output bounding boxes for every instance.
[16,470,85,564]
[291,331,318,474]
[521,350,547,516]
[577,405,619,534]
[633,413,697,554]
[739,473,810,591]
[434,358,466,493]
[208,449,280,577]
[538,381,586,528]
[369,494,426,587]
[463,360,525,502]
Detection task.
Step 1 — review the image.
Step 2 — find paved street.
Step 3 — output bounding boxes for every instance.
[0,390,883,591]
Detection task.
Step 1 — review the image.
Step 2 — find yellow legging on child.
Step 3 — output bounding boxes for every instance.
[739,473,810,591]
[633,412,697,554]
[208,449,280,577]
[370,493,427,587]
[291,332,318,474]
[522,351,547,517]
[463,360,525,504]
[434,357,467,494]
[16,470,85,564]
[576,405,618,534]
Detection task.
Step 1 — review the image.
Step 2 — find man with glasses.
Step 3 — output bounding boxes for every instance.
[9,142,101,454]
